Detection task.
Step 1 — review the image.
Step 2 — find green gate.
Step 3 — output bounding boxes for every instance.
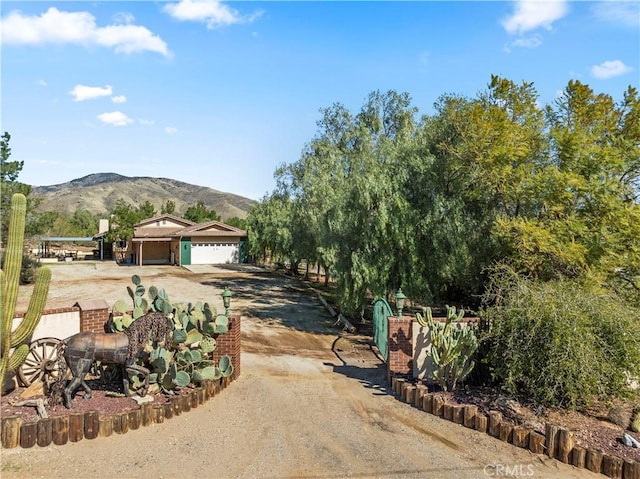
[373,298,393,361]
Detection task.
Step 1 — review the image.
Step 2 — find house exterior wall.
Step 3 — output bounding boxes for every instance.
[412,319,478,380]
[171,239,180,265]
[191,236,241,244]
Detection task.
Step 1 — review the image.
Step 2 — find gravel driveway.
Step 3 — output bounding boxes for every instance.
[2,262,596,479]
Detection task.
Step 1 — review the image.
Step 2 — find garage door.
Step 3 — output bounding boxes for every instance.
[191,242,239,264]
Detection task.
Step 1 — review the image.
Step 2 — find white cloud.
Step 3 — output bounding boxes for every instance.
[139,119,155,125]
[164,127,178,134]
[97,111,134,126]
[502,0,569,35]
[591,1,640,28]
[37,79,47,86]
[113,12,135,25]
[69,84,113,102]
[0,7,170,57]
[591,60,633,79]
[111,95,127,104]
[163,0,263,29]
[511,35,542,48]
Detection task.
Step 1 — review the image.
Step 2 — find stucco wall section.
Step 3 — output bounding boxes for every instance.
[13,309,81,341]
[412,318,478,380]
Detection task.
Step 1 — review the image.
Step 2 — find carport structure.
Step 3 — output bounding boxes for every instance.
[36,236,96,260]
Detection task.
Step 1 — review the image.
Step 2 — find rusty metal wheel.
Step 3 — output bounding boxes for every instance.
[17,337,62,386]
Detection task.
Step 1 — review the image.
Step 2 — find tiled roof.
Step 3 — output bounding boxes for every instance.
[177,220,245,235]
[132,217,246,239]
[134,226,185,238]
[134,214,196,228]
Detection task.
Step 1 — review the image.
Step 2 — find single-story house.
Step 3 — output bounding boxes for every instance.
[112,214,247,266]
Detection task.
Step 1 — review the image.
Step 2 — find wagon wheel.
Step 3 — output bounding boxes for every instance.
[17,337,62,387]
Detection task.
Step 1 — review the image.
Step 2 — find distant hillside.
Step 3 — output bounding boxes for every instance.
[32,173,255,220]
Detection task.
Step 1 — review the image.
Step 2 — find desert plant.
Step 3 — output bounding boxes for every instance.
[480,267,640,408]
[632,411,640,433]
[416,305,478,391]
[0,253,38,285]
[115,275,233,393]
[0,194,51,389]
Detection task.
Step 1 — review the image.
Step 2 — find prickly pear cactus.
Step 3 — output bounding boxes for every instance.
[415,305,478,391]
[1,194,51,389]
[115,276,232,393]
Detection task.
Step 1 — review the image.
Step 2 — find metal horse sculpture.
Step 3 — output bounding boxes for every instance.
[51,312,172,408]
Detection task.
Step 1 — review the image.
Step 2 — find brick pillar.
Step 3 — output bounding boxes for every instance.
[213,314,241,380]
[387,315,413,383]
[74,299,110,333]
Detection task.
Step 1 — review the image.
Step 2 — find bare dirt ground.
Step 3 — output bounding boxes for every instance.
[1,262,604,478]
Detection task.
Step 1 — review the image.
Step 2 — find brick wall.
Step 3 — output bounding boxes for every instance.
[75,300,110,333]
[387,315,413,382]
[213,314,241,380]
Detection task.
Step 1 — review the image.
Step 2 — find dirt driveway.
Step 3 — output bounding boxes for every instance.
[2,262,597,479]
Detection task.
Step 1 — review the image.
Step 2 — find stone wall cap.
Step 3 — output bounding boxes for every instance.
[74,299,109,311]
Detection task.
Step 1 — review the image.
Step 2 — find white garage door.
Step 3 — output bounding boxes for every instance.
[191,242,239,264]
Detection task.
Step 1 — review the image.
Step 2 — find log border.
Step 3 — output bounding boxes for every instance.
[387,374,640,479]
[1,376,235,450]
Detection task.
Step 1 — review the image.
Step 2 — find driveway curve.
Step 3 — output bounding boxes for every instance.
[3,263,597,479]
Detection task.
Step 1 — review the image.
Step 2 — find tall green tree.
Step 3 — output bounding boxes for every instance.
[268,91,418,313]
[161,200,176,215]
[137,201,157,220]
[499,82,640,284]
[405,76,550,302]
[246,192,294,265]
[225,217,247,230]
[105,200,156,242]
[248,77,640,314]
[69,209,99,236]
[0,132,37,246]
[184,201,220,223]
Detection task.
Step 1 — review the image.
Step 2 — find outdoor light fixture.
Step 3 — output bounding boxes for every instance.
[221,288,232,316]
[395,288,406,318]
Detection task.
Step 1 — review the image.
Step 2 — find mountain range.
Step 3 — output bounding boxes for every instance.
[32,173,256,220]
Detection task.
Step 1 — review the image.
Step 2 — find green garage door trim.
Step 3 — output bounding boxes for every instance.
[180,237,191,265]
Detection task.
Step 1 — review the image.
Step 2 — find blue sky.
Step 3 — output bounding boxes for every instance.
[1,1,638,201]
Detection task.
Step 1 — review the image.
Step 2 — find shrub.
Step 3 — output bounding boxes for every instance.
[480,267,640,408]
[0,253,38,285]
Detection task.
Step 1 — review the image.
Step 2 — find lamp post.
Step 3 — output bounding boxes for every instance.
[395,288,406,318]
[221,288,232,317]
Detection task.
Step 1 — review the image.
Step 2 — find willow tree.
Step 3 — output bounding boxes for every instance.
[267,91,418,314]
[245,192,294,266]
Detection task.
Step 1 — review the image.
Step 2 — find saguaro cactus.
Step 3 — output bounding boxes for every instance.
[0,194,51,389]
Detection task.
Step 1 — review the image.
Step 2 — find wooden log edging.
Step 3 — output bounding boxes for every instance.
[0,376,236,450]
[386,375,640,479]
